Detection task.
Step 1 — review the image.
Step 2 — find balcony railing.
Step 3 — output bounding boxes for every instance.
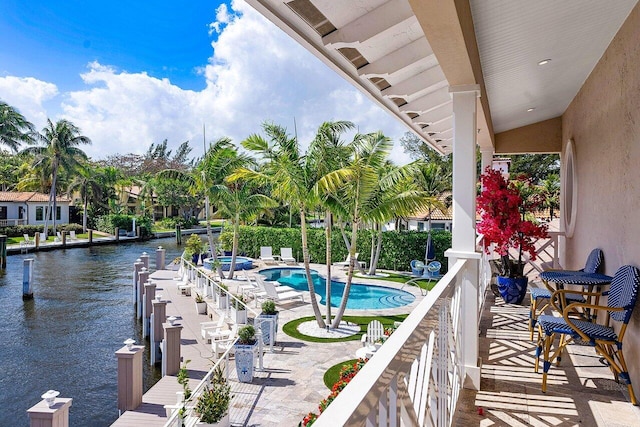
[0,218,27,227]
[314,248,485,426]
[507,231,564,277]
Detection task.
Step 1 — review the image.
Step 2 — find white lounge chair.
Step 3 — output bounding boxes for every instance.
[361,320,384,347]
[259,246,279,264]
[280,247,296,264]
[23,234,34,245]
[200,316,226,341]
[55,232,62,242]
[258,280,304,305]
[334,252,360,269]
[248,276,295,302]
[69,230,78,240]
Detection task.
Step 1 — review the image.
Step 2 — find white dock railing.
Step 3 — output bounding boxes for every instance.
[314,254,484,427]
[164,257,272,427]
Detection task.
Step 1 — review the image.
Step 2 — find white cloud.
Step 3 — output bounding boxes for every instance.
[0,76,58,130]
[0,0,413,164]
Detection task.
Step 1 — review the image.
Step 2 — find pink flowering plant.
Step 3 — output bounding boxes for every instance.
[477,167,548,278]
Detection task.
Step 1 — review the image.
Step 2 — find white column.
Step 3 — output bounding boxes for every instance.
[480,148,494,178]
[450,85,480,253]
[445,84,482,390]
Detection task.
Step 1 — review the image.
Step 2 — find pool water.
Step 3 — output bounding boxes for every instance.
[259,268,415,310]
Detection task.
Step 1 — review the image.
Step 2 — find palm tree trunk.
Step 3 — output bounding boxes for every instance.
[82,192,88,233]
[331,217,358,328]
[51,161,58,234]
[368,224,383,275]
[228,213,240,280]
[325,210,332,326]
[300,208,325,328]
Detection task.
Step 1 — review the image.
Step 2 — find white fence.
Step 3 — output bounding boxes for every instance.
[314,254,484,427]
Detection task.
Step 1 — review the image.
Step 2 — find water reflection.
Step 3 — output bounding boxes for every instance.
[0,238,184,427]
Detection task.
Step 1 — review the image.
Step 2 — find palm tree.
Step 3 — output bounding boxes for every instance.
[22,119,90,235]
[231,122,328,328]
[318,132,435,328]
[540,174,560,220]
[0,101,34,152]
[67,164,113,232]
[307,121,354,325]
[213,180,276,279]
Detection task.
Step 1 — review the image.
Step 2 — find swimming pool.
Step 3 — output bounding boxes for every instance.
[259,267,415,310]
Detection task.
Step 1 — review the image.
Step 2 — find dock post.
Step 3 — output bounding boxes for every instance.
[61,231,66,247]
[142,282,156,338]
[27,391,72,427]
[115,227,120,241]
[156,246,166,270]
[23,258,34,300]
[140,252,149,270]
[150,300,167,365]
[35,232,40,250]
[176,224,182,245]
[162,323,183,376]
[0,235,6,268]
[116,341,144,414]
[133,260,143,305]
[137,225,141,239]
[137,268,149,319]
[88,229,93,244]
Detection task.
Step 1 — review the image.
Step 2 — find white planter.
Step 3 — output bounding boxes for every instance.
[230,306,247,324]
[195,301,207,314]
[217,294,227,309]
[234,343,258,383]
[256,313,278,346]
[196,413,230,427]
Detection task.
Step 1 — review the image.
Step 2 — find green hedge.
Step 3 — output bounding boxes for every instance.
[95,214,153,238]
[218,226,451,272]
[0,223,83,238]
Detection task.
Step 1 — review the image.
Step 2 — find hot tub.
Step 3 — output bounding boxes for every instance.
[203,256,253,271]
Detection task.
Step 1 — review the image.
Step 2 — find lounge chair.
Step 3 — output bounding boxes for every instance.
[334,253,360,269]
[280,247,296,264]
[259,246,279,264]
[410,260,424,276]
[200,316,226,341]
[55,232,62,242]
[257,280,304,305]
[211,323,238,360]
[248,276,295,302]
[529,248,603,339]
[22,234,34,246]
[535,265,640,404]
[361,320,384,347]
[69,230,78,240]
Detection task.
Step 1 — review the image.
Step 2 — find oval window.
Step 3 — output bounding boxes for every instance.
[562,139,578,237]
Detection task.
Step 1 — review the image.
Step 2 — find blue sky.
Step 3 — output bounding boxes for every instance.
[0,0,411,163]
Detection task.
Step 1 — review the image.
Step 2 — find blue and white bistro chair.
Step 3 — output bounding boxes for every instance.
[529,248,604,339]
[534,265,640,405]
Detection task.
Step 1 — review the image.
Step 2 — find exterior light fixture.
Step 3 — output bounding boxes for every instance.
[527,107,536,112]
[42,390,60,408]
[124,338,136,350]
[538,59,551,65]
[156,294,162,301]
[167,316,178,325]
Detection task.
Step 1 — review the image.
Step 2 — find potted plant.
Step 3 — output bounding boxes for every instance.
[194,293,207,315]
[234,325,258,383]
[256,300,278,346]
[194,365,231,426]
[477,168,548,304]
[230,294,247,324]
[186,234,205,264]
[216,283,228,309]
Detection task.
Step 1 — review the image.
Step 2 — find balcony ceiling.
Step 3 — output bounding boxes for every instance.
[246,0,638,154]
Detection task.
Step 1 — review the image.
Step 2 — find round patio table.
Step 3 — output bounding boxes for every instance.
[539,270,613,320]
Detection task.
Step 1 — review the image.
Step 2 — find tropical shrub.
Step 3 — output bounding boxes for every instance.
[0,223,83,237]
[94,214,152,238]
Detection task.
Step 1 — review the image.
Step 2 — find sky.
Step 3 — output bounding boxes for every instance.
[0,0,414,164]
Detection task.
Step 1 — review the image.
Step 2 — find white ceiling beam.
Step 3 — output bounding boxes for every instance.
[399,87,451,114]
[357,37,434,77]
[322,0,415,48]
[411,102,452,125]
[381,66,446,98]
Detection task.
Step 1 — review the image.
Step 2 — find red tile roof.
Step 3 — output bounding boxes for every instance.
[0,191,71,203]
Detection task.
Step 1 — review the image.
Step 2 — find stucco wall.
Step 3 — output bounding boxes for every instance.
[562,1,640,394]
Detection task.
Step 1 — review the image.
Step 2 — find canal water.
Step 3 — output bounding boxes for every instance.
[0,238,185,427]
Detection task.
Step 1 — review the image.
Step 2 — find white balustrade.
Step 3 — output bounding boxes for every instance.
[314,257,482,426]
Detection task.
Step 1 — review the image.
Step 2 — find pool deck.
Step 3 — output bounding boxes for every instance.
[111,260,424,426]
